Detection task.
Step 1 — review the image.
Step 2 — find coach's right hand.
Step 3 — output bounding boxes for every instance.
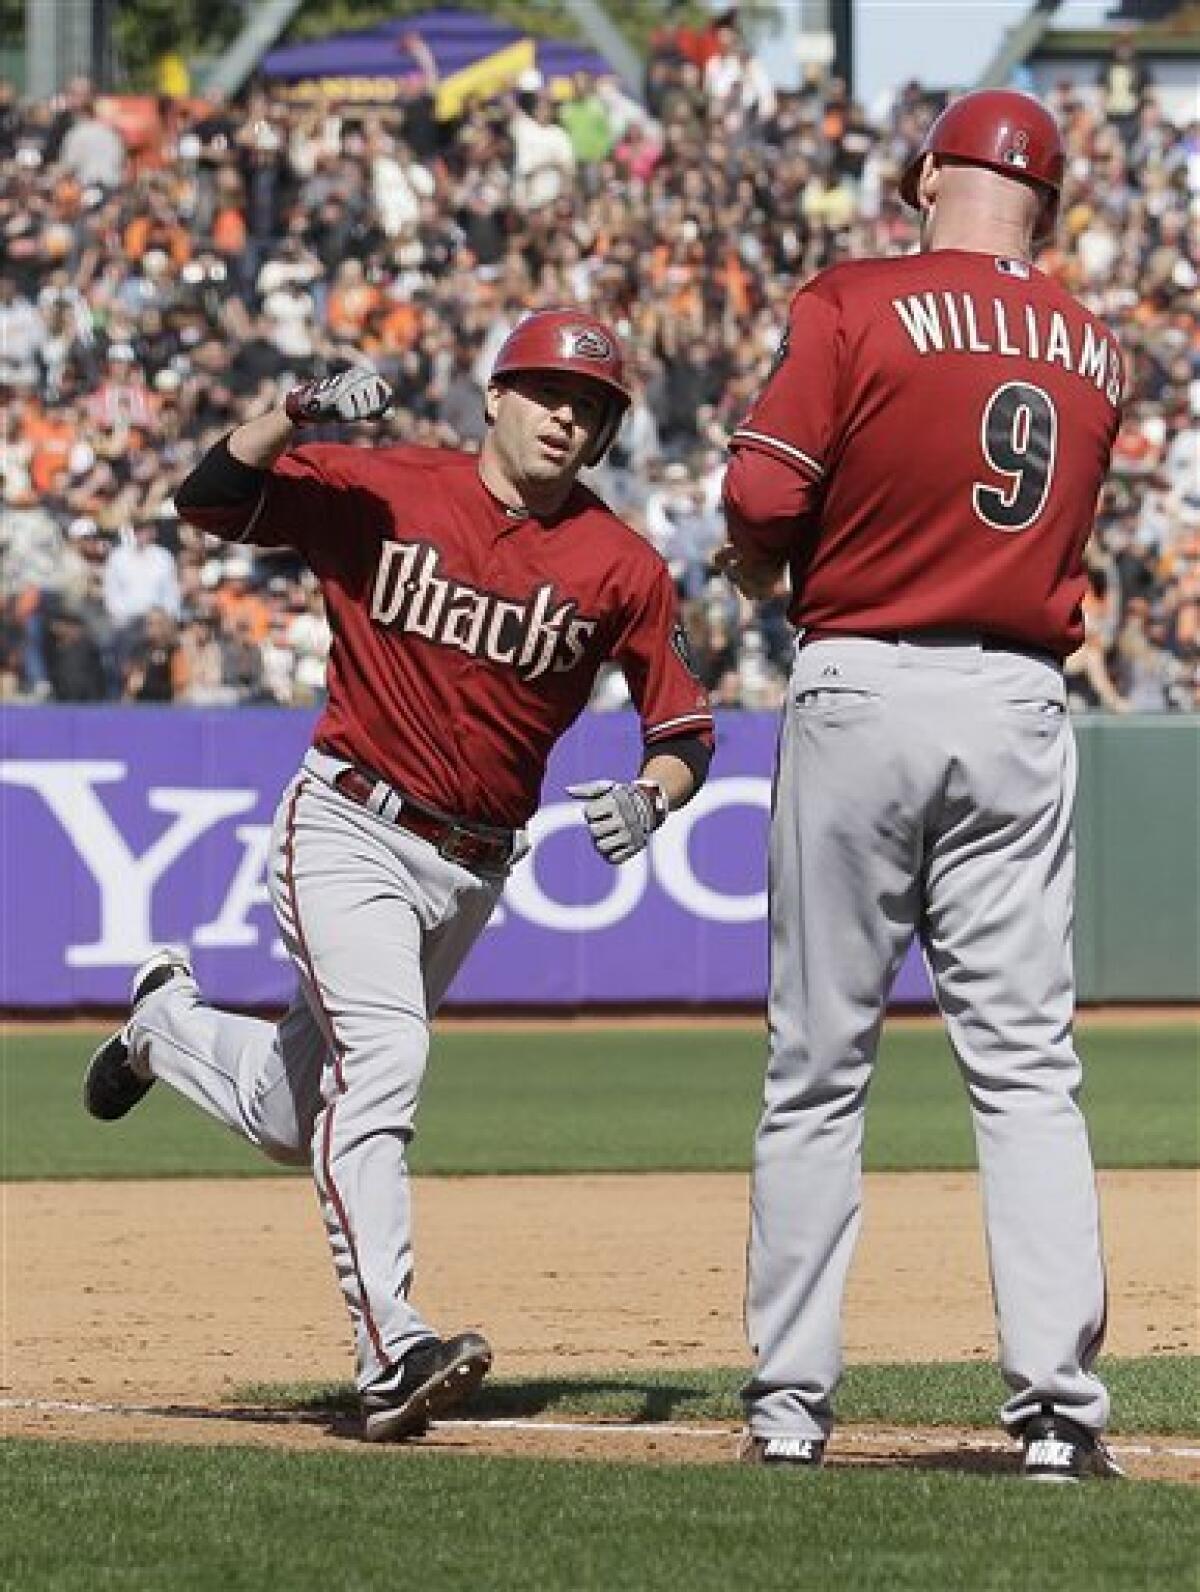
[713,541,789,601]
[285,367,393,428]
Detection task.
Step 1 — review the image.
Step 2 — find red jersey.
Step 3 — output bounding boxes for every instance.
[725,250,1124,656]
[181,444,713,827]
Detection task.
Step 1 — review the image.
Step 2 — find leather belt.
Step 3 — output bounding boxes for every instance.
[330,763,517,872]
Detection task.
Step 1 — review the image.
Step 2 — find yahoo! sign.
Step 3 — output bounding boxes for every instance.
[0,709,930,1008]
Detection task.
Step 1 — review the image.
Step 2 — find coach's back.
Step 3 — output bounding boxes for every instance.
[729,250,1123,658]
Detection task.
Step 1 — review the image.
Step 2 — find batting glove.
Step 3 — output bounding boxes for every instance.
[284,367,393,428]
[566,778,669,865]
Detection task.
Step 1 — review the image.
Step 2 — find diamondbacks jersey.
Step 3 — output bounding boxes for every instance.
[179,444,714,827]
[725,250,1124,656]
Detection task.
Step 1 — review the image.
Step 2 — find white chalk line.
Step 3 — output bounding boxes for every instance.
[2,1398,1198,1460]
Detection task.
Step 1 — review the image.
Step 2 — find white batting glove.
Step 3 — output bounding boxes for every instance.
[567,778,669,865]
[284,366,393,427]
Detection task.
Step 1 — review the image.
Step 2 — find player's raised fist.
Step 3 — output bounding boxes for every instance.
[285,367,393,428]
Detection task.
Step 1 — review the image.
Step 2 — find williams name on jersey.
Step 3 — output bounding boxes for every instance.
[370,540,598,682]
[891,284,1122,408]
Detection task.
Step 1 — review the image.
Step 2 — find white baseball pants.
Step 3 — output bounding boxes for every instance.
[127,752,512,1392]
[744,635,1109,1442]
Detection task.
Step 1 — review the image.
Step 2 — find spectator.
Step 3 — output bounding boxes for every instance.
[0,275,45,388]
[86,342,157,432]
[644,461,723,600]
[122,605,183,702]
[57,85,125,190]
[220,611,268,703]
[43,596,107,703]
[0,481,75,695]
[511,85,577,212]
[559,74,616,170]
[103,520,180,628]
[370,132,435,239]
[1097,33,1152,139]
[177,609,233,705]
[285,580,331,706]
[704,31,777,138]
[437,342,488,445]
[210,554,269,642]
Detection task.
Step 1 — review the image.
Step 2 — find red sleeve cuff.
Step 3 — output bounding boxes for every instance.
[728,428,824,481]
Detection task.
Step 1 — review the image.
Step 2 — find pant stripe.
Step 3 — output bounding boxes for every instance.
[284,776,392,1372]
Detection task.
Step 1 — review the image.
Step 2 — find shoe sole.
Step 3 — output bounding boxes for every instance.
[363,1342,493,1443]
[82,1033,151,1120]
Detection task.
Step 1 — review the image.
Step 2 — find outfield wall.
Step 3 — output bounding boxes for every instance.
[1,709,1195,1008]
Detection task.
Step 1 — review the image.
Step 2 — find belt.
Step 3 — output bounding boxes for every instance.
[330,763,517,872]
[802,630,1061,666]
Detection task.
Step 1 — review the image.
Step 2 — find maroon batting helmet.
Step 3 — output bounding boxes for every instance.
[900,89,1065,242]
[490,309,632,466]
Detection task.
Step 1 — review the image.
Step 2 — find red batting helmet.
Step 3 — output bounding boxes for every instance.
[490,308,632,466]
[900,89,1065,242]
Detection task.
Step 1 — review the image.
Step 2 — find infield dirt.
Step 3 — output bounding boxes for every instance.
[4,1169,1196,1480]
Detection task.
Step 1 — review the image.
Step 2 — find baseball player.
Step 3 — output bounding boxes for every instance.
[718,91,1124,1481]
[84,308,715,1441]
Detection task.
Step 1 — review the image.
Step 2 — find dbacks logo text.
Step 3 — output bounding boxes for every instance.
[370,540,598,682]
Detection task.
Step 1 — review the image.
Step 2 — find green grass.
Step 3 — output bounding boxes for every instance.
[2,1021,1195,1180]
[2,1437,1196,1592]
[240,1355,1200,1438]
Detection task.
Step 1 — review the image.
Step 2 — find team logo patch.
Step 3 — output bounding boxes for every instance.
[1002,128,1031,170]
[670,620,702,680]
[767,326,791,379]
[560,326,614,363]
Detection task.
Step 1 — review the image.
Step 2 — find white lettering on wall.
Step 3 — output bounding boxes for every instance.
[497,780,770,929]
[503,802,648,930]
[0,761,257,965]
[651,777,769,924]
[191,823,274,949]
[1,762,776,981]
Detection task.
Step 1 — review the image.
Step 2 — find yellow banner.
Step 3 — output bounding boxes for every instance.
[435,38,535,120]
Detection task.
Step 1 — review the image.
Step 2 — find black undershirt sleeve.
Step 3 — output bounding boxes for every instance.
[174,435,267,511]
[641,734,712,800]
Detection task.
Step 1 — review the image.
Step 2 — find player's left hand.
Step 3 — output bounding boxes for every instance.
[713,541,788,600]
[567,778,668,865]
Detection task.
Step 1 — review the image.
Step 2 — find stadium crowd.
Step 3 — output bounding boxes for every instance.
[1,23,1196,711]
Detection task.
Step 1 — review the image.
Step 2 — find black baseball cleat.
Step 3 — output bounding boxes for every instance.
[1021,1409,1125,1483]
[83,948,193,1121]
[362,1332,493,1443]
[740,1433,827,1468]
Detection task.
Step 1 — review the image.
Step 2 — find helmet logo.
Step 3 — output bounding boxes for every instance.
[560,326,614,363]
[1003,128,1031,170]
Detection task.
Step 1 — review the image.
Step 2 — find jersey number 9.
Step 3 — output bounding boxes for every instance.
[972,381,1058,533]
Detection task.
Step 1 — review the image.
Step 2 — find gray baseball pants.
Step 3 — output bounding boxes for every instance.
[126,748,514,1392]
[744,635,1109,1442]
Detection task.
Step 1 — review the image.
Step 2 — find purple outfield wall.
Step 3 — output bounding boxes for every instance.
[0,708,931,1009]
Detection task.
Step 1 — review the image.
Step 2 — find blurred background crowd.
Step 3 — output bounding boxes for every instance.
[1,18,1197,712]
